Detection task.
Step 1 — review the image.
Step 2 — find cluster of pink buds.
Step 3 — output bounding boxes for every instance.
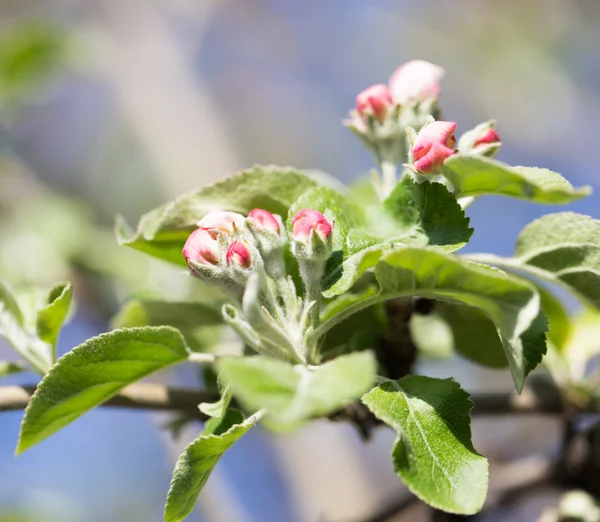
[349,60,445,133]
[182,210,250,273]
[182,207,334,363]
[182,207,333,283]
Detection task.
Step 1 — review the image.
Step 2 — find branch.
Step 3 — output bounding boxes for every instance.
[0,383,589,418]
[0,383,218,418]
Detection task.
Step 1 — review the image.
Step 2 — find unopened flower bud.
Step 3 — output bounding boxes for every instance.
[248,208,280,233]
[292,209,332,243]
[356,84,393,123]
[197,210,244,236]
[389,60,444,106]
[226,241,252,268]
[412,121,457,174]
[457,122,502,157]
[182,228,219,268]
[473,128,500,149]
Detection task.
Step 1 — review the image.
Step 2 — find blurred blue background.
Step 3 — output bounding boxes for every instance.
[1,1,599,521]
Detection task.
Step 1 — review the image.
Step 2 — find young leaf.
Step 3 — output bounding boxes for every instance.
[437,304,548,373]
[467,213,600,310]
[437,305,509,368]
[381,177,473,251]
[216,351,377,428]
[515,213,600,308]
[17,326,190,454]
[323,178,473,297]
[164,411,260,522]
[0,280,51,374]
[36,282,72,359]
[316,248,541,391]
[198,384,232,419]
[443,155,591,203]
[117,166,319,266]
[362,376,488,514]
[112,299,223,353]
[376,249,540,390]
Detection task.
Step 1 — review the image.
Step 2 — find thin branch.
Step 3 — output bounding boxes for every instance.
[0,384,591,417]
[0,383,218,417]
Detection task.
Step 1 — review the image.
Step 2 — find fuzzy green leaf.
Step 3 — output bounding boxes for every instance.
[443,155,590,203]
[374,249,540,390]
[0,281,51,374]
[217,351,376,428]
[362,376,488,514]
[323,178,472,297]
[515,213,600,308]
[117,166,319,266]
[382,177,473,250]
[112,299,222,353]
[437,304,547,373]
[438,305,509,368]
[36,282,72,355]
[164,411,260,522]
[17,327,190,454]
[467,213,600,310]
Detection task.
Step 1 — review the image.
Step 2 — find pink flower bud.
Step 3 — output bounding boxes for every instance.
[412,121,457,174]
[182,228,219,266]
[197,210,244,237]
[356,84,393,122]
[226,241,252,268]
[389,60,444,106]
[473,128,501,150]
[248,208,280,233]
[291,209,333,242]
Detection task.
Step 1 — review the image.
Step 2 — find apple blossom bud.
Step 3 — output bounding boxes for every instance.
[412,121,457,174]
[226,241,252,268]
[248,208,280,233]
[197,210,244,236]
[473,128,501,150]
[292,209,332,243]
[182,228,219,267]
[356,84,393,123]
[389,60,444,106]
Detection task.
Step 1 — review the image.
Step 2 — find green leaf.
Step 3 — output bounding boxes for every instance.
[0,281,51,374]
[198,385,232,419]
[376,249,540,390]
[515,213,600,308]
[0,361,26,378]
[438,305,509,368]
[443,155,591,203]
[382,177,473,250]
[36,282,72,357]
[362,376,488,514]
[164,412,260,522]
[112,299,223,353]
[17,326,190,454]
[217,351,377,428]
[0,22,70,106]
[287,186,365,252]
[436,303,547,374]
[536,285,571,352]
[323,178,473,297]
[323,243,386,298]
[117,166,319,266]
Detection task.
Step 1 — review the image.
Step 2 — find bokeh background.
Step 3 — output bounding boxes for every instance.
[1,1,599,521]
